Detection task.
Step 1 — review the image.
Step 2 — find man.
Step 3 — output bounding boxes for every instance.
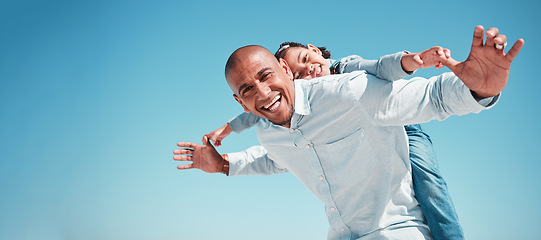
[173,26,523,239]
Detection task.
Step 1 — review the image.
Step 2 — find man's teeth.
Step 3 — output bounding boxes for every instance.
[263,95,280,110]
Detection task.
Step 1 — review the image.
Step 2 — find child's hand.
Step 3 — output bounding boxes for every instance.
[402,46,451,72]
[203,123,232,147]
[414,46,451,69]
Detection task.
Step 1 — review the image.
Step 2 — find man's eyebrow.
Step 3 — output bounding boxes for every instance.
[256,67,271,78]
[297,51,302,63]
[238,83,249,96]
[238,67,271,95]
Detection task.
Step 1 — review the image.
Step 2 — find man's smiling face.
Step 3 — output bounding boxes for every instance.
[226,46,295,128]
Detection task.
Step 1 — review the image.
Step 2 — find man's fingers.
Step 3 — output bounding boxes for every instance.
[485,27,499,48]
[472,25,485,48]
[202,134,210,144]
[202,136,217,150]
[173,149,192,155]
[441,56,460,72]
[177,142,202,149]
[494,34,507,46]
[505,39,525,62]
[177,164,194,170]
[173,155,192,161]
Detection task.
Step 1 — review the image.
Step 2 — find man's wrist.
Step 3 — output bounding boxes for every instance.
[221,154,229,175]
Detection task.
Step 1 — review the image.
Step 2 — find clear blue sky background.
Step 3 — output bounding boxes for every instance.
[1,0,539,239]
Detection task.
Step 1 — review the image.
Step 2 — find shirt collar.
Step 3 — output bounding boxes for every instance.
[294,80,311,116]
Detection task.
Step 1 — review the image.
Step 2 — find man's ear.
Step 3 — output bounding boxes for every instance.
[307,44,322,55]
[278,58,294,80]
[233,94,251,113]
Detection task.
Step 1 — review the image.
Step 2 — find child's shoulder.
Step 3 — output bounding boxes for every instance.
[296,71,367,89]
[338,55,363,63]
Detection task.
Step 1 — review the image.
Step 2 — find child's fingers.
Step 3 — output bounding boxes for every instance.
[443,49,451,59]
[413,54,424,67]
[209,136,219,146]
[436,47,445,57]
[215,137,224,146]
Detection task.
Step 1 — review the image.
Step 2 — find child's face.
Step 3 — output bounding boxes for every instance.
[282,44,331,80]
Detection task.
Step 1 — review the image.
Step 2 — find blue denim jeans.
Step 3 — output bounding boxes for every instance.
[405,124,464,240]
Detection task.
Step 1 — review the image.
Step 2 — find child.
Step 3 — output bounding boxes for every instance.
[205,42,463,240]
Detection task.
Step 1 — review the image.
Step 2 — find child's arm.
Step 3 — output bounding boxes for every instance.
[204,112,261,146]
[337,52,410,80]
[337,47,450,81]
[204,123,232,147]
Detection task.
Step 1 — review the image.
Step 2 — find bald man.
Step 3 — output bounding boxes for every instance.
[175,26,523,239]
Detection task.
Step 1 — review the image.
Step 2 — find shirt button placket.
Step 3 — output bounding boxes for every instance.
[291,127,347,237]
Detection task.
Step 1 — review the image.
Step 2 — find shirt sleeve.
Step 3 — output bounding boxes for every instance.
[338,51,413,81]
[345,71,498,126]
[228,112,262,133]
[227,145,289,176]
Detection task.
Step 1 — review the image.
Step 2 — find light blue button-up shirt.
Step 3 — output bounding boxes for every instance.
[227,71,497,239]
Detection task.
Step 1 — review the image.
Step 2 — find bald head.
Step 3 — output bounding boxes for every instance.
[225,45,276,83]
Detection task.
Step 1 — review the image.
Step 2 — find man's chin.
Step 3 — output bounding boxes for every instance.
[270,118,292,127]
[268,110,294,127]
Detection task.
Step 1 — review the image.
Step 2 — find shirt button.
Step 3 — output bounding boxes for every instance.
[290,128,294,133]
[319,175,324,180]
[305,144,310,149]
[341,228,345,232]
[330,207,335,211]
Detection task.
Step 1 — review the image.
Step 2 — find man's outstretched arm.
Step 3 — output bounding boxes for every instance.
[174,136,287,176]
[443,25,524,98]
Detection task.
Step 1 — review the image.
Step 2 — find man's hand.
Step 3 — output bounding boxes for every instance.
[443,25,524,98]
[203,123,232,147]
[174,136,225,173]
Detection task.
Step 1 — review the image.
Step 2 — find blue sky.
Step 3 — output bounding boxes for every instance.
[0,0,539,239]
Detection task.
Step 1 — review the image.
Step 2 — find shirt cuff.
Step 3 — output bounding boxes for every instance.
[401,51,416,76]
[471,91,500,107]
[224,151,243,177]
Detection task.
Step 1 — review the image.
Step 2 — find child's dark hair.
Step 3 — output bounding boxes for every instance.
[274,42,331,60]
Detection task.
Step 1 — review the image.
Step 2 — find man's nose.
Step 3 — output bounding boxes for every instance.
[255,82,271,99]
